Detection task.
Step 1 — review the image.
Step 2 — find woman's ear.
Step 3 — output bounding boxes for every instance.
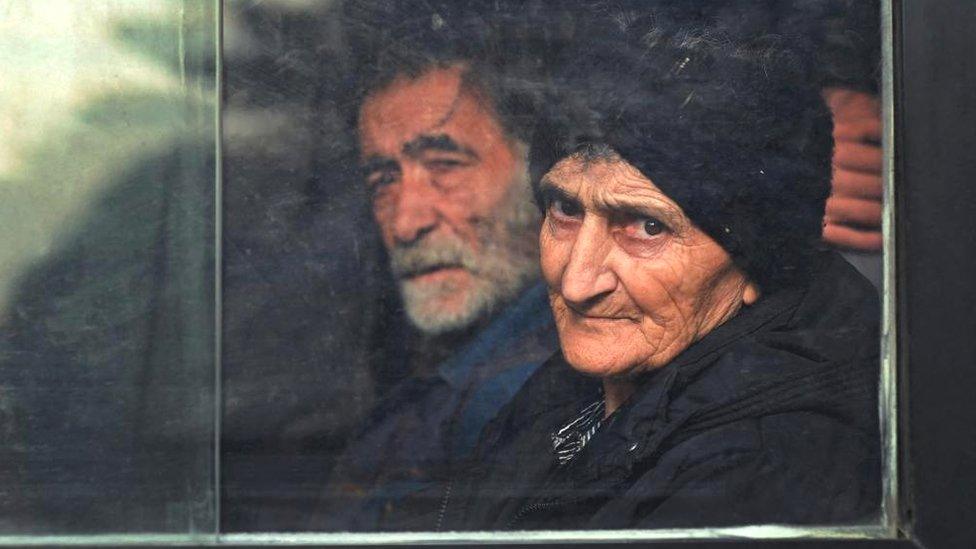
[743,281,761,305]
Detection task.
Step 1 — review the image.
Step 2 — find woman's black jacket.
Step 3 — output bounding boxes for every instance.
[439,252,881,530]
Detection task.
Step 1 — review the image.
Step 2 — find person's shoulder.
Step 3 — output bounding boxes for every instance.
[662,409,877,477]
[629,410,880,527]
[792,251,880,337]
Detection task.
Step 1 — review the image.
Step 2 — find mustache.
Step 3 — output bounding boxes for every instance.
[389,236,480,278]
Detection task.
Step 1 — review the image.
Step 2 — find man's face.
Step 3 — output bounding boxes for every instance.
[358,65,540,335]
[539,152,759,378]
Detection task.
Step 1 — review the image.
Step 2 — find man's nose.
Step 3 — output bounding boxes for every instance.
[392,167,439,245]
[560,220,618,308]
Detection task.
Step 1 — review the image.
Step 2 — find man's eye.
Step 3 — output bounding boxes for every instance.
[549,198,582,219]
[367,172,397,191]
[425,158,466,172]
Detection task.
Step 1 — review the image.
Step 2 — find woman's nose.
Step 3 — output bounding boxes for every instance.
[392,167,439,245]
[560,221,617,307]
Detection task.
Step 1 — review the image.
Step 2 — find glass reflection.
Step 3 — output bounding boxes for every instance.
[0,0,217,535]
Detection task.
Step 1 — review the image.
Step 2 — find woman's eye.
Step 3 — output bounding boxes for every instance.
[550,198,582,219]
[626,216,668,240]
[642,219,665,236]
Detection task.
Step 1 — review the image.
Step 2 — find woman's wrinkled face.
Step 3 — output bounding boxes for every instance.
[539,151,760,379]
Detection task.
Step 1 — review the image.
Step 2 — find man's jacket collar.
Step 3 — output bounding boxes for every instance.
[436,282,553,390]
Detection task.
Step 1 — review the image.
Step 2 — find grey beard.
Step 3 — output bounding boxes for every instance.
[389,184,541,335]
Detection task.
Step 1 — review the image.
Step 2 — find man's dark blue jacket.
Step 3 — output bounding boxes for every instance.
[311,283,557,531]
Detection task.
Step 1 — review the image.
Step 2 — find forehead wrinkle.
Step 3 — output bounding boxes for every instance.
[592,177,689,230]
[361,68,466,151]
[544,158,689,228]
[427,82,464,132]
[594,182,672,212]
[540,172,588,203]
[602,163,676,207]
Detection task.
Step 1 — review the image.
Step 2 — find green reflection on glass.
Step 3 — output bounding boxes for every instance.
[0,0,218,537]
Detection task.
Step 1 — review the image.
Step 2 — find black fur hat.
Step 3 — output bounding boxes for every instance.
[529,9,834,291]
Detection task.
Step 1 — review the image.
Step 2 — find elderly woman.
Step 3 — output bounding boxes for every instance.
[439,13,881,530]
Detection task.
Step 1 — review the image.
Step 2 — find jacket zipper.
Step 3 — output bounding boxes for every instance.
[434,478,454,531]
[506,497,580,529]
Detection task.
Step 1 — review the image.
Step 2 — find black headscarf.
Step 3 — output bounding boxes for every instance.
[528,5,835,291]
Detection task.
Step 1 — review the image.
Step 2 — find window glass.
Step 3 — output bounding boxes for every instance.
[0,0,893,541]
[220,0,894,540]
[0,0,217,536]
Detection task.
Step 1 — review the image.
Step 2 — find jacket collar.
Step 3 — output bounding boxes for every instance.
[436,282,554,390]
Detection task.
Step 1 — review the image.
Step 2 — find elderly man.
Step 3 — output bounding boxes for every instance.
[309,15,558,531]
